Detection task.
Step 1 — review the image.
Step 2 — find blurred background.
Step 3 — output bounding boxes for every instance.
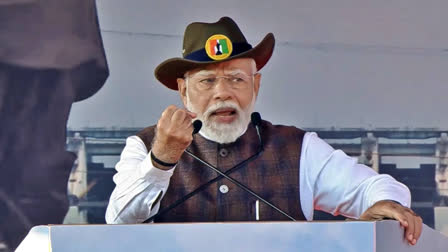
[3,0,448,250]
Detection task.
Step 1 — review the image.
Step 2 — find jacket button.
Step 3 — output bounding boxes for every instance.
[219,148,229,157]
[219,184,229,194]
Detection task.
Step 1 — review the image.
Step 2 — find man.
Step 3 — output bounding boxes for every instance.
[106,17,422,245]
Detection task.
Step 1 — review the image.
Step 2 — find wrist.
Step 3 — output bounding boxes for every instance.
[150,151,177,167]
[151,139,183,164]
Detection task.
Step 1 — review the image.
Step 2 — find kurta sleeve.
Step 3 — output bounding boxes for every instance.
[105,136,175,224]
[299,132,411,220]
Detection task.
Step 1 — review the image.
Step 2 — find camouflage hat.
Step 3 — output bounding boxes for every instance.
[154,16,275,90]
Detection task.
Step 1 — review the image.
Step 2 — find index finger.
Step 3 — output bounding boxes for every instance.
[161,105,179,120]
[175,109,196,123]
[158,105,179,126]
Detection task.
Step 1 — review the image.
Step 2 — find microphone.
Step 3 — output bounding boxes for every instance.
[251,112,263,151]
[143,112,296,223]
[251,112,262,126]
[192,120,202,134]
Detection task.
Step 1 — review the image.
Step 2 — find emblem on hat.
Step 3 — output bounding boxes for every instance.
[205,34,233,61]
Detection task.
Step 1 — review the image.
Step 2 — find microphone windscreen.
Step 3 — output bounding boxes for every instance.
[251,112,262,126]
[192,120,202,135]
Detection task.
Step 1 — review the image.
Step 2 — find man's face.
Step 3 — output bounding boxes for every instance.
[177,58,261,143]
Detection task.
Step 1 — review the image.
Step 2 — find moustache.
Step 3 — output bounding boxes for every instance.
[204,102,242,119]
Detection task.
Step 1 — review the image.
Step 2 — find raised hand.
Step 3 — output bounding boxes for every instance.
[151,105,196,170]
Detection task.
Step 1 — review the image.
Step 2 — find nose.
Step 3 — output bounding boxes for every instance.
[212,78,233,101]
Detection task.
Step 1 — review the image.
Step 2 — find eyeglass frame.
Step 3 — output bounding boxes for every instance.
[184,71,259,91]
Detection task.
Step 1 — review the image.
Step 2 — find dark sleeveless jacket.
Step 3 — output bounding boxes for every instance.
[137,120,306,222]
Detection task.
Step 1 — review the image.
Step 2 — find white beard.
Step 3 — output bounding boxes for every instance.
[186,94,256,144]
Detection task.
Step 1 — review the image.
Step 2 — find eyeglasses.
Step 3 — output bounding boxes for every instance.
[186,72,257,91]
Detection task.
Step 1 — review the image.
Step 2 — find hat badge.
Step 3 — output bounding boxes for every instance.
[205,34,233,61]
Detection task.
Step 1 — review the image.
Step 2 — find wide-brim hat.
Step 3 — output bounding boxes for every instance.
[154,16,275,90]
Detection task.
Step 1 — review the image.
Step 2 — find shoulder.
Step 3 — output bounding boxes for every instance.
[257,120,308,150]
[260,119,306,138]
[301,132,335,153]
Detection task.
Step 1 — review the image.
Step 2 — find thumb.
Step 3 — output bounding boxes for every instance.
[186,110,197,118]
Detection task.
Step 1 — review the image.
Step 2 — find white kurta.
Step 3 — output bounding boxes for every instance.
[105,132,411,224]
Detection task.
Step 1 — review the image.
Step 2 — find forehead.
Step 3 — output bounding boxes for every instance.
[188,58,254,76]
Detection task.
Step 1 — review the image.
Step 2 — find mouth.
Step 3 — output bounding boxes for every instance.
[212,108,237,116]
[210,107,237,123]
[440,179,447,183]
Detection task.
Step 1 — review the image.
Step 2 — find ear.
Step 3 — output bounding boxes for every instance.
[177,78,188,107]
[253,73,261,98]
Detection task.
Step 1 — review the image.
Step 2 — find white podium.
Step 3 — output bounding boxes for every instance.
[17,220,448,252]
